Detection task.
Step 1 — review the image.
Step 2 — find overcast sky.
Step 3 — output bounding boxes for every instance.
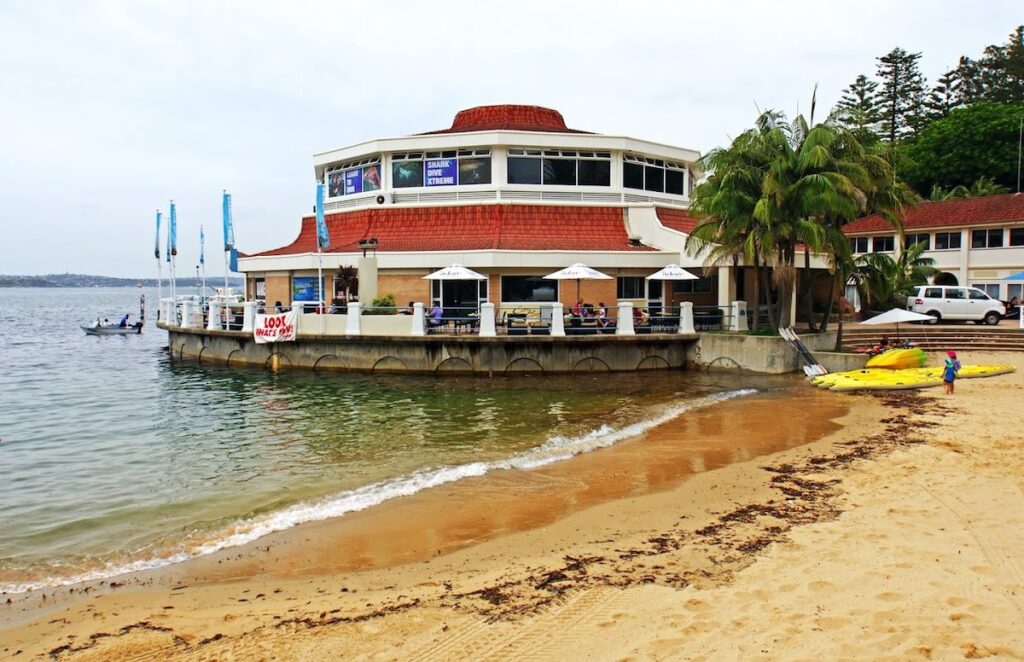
[2,1,1020,278]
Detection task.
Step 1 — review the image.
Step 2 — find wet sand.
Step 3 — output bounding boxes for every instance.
[3,353,1023,660]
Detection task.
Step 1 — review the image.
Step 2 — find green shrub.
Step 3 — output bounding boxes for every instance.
[365,293,397,315]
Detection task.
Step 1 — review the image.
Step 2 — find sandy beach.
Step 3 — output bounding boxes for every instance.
[3,351,1023,660]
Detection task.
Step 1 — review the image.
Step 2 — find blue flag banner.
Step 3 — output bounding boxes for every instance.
[154,210,161,260]
[229,248,238,272]
[222,191,234,252]
[168,201,177,260]
[315,183,329,250]
[199,225,205,265]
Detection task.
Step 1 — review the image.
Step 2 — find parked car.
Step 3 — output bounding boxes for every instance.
[906,286,1006,325]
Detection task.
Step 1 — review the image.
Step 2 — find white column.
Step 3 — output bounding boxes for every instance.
[345,301,362,335]
[680,301,695,334]
[789,287,797,328]
[549,302,565,336]
[717,266,734,310]
[409,305,425,340]
[242,301,257,332]
[479,302,496,337]
[730,300,748,332]
[206,300,222,330]
[616,301,635,335]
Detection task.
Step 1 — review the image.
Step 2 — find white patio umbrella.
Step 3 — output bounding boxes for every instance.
[543,263,611,301]
[861,307,936,340]
[646,264,699,281]
[423,264,487,312]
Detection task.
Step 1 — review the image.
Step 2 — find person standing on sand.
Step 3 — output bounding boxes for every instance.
[943,350,961,394]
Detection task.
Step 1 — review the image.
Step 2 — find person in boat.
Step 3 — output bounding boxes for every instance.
[119,314,130,328]
[94,317,102,329]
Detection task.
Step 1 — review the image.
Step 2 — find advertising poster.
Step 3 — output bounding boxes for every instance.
[253,310,298,343]
[458,157,491,185]
[392,161,423,188]
[344,168,363,195]
[292,276,322,302]
[425,159,457,186]
[362,164,381,191]
[328,172,345,197]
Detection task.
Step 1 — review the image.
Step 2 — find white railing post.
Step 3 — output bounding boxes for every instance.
[680,301,695,334]
[616,301,635,335]
[411,302,426,336]
[549,302,565,336]
[730,300,748,332]
[207,300,222,330]
[242,302,257,332]
[180,300,195,328]
[345,301,362,335]
[479,302,496,337]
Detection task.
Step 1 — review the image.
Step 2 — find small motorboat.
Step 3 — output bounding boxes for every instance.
[83,294,146,336]
[82,322,143,336]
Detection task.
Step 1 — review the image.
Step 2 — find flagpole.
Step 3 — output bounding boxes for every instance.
[155,209,162,321]
[315,183,329,335]
[169,200,177,319]
[200,224,207,301]
[222,191,233,298]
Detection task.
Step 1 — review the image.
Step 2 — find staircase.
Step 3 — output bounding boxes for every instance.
[840,322,1024,353]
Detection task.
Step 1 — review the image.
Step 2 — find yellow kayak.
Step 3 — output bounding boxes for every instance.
[811,365,1015,392]
[864,348,927,369]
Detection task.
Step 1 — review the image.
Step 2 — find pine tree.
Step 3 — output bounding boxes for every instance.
[952,56,986,105]
[926,70,961,119]
[833,74,881,134]
[876,48,927,142]
[979,25,1024,103]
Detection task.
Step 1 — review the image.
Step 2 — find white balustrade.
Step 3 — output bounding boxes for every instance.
[345,302,362,335]
[479,302,496,337]
[616,301,635,335]
[680,301,695,334]
[549,302,565,336]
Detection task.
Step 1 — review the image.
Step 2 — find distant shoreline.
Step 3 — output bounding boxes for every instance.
[0,275,243,288]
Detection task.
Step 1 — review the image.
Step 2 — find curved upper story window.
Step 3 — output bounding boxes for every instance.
[326,156,381,197]
[392,149,492,188]
[507,149,611,186]
[623,153,687,195]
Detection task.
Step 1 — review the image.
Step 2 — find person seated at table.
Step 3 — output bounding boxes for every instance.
[633,306,649,325]
[404,301,415,315]
[570,299,584,327]
[582,302,595,319]
[596,303,610,327]
[428,304,444,327]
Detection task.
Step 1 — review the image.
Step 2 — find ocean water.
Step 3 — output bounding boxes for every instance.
[0,287,792,593]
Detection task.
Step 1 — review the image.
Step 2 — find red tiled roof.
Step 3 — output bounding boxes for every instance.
[419,105,591,135]
[656,208,701,234]
[844,193,1024,234]
[251,205,654,256]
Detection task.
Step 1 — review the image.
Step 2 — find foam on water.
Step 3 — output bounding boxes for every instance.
[0,388,756,594]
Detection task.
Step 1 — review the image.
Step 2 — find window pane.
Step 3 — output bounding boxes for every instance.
[907,233,929,250]
[972,229,987,248]
[458,157,491,185]
[577,160,611,186]
[500,276,556,302]
[872,236,894,252]
[644,166,665,192]
[392,161,423,188]
[543,158,576,185]
[1011,228,1024,246]
[616,276,645,299]
[665,169,685,195]
[949,233,962,249]
[507,157,542,184]
[624,162,644,190]
[988,229,1003,248]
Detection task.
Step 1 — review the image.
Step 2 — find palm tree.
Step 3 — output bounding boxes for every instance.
[334,265,358,302]
[687,108,915,341]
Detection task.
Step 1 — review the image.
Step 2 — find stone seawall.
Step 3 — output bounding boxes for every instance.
[164,326,699,375]
[163,326,864,375]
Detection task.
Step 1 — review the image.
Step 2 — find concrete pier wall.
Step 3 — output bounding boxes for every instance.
[163,325,864,375]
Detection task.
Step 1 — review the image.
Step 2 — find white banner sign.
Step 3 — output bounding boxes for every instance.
[254,310,298,343]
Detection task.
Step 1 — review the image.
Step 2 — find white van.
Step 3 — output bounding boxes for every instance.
[907,286,1006,325]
